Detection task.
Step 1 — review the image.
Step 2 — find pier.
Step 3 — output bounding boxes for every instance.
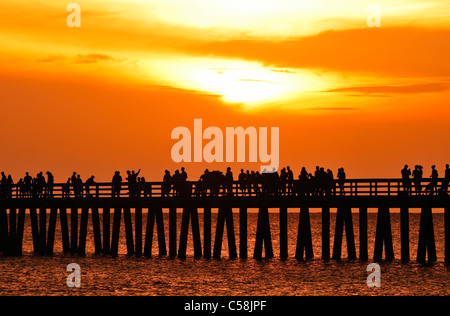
[0,178,449,264]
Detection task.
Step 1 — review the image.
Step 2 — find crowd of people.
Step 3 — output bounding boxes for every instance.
[401,164,450,195]
[161,166,347,198]
[0,164,449,199]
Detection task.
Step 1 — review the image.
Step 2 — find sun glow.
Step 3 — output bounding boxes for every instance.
[141,56,328,108]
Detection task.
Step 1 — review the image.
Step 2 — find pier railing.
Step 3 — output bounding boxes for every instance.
[2,178,447,199]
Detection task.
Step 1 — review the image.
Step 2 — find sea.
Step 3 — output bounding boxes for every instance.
[0,211,449,296]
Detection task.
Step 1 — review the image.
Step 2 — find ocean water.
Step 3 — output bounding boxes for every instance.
[0,211,449,296]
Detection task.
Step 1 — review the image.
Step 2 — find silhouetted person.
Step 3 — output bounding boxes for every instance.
[286,166,293,195]
[412,165,423,195]
[85,176,95,197]
[112,171,122,197]
[337,168,346,195]
[238,169,246,196]
[428,165,438,195]
[225,167,233,196]
[36,172,46,198]
[401,164,412,194]
[46,171,54,198]
[444,164,450,193]
[17,178,24,198]
[162,170,172,197]
[62,178,71,198]
[5,175,13,198]
[24,172,32,197]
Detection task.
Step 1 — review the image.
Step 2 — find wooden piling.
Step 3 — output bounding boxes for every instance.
[29,208,40,254]
[144,208,167,257]
[178,207,202,258]
[102,208,111,254]
[169,208,177,257]
[239,207,247,259]
[203,207,211,259]
[46,207,58,255]
[0,207,9,253]
[135,207,143,257]
[359,207,368,261]
[70,207,78,253]
[91,207,102,255]
[417,207,437,263]
[213,207,237,259]
[332,207,356,260]
[322,206,330,260]
[400,207,410,262]
[253,207,273,259]
[295,207,314,260]
[39,208,46,255]
[280,206,288,259]
[78,207,89,255]
[59,208,70,253]
[123,207,135,255]
[8,208,17,255]
[445,206,450,265]
[16,208,26,255]
[373,207,394,261]
[110,207,122,257]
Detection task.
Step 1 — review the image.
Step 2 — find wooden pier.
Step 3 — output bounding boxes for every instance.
[0,178,449,264]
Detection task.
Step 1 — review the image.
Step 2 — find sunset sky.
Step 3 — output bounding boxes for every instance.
[0,0,449,182]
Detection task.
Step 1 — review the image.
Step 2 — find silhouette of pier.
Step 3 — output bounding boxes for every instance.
[0,178,449,264]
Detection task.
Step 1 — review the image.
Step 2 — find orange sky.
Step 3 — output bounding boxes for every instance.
[0,0,449,182]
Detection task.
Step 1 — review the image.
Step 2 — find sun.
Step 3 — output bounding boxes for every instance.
[193,67,289,104]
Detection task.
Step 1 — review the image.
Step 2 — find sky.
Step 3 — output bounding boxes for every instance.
[0,0,449,182]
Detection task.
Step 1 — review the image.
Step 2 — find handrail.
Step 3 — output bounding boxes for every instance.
[0,177,448,199]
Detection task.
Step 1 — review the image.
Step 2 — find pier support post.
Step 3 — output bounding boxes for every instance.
[135,207,143,257]
[295,207,314,260]
[178,207,202,258]
[102,208,110,255]
[0,207,9,253]
[92,207,102,255]
[445,206,450,265]
[332,207,356,260]
[123,207,135,255]
[70,207,78,254]
[400,207,410,262]
[78,207,89,255]
[8,208,17,255]
[144,207,167,257]
[322,206,330,260]
[253,207,273,259]
[359,207,368,261]
[203,207,211,259]
[39,208,46,255]
[417,207,437,263]
[169,208,177,257]
[110,207,122,257]
[213,207,237,259]
[239,207,248,259]
[46,207,57,255]
[60,208,70,253]
[30,208,39,254]
[280,206,288,259]
[16,208,26,255]
[373,207,394,261]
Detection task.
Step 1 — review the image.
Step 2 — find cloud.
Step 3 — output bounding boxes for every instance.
[180,27,450,77]
[323,82,450,96]
[37,54,125,64]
